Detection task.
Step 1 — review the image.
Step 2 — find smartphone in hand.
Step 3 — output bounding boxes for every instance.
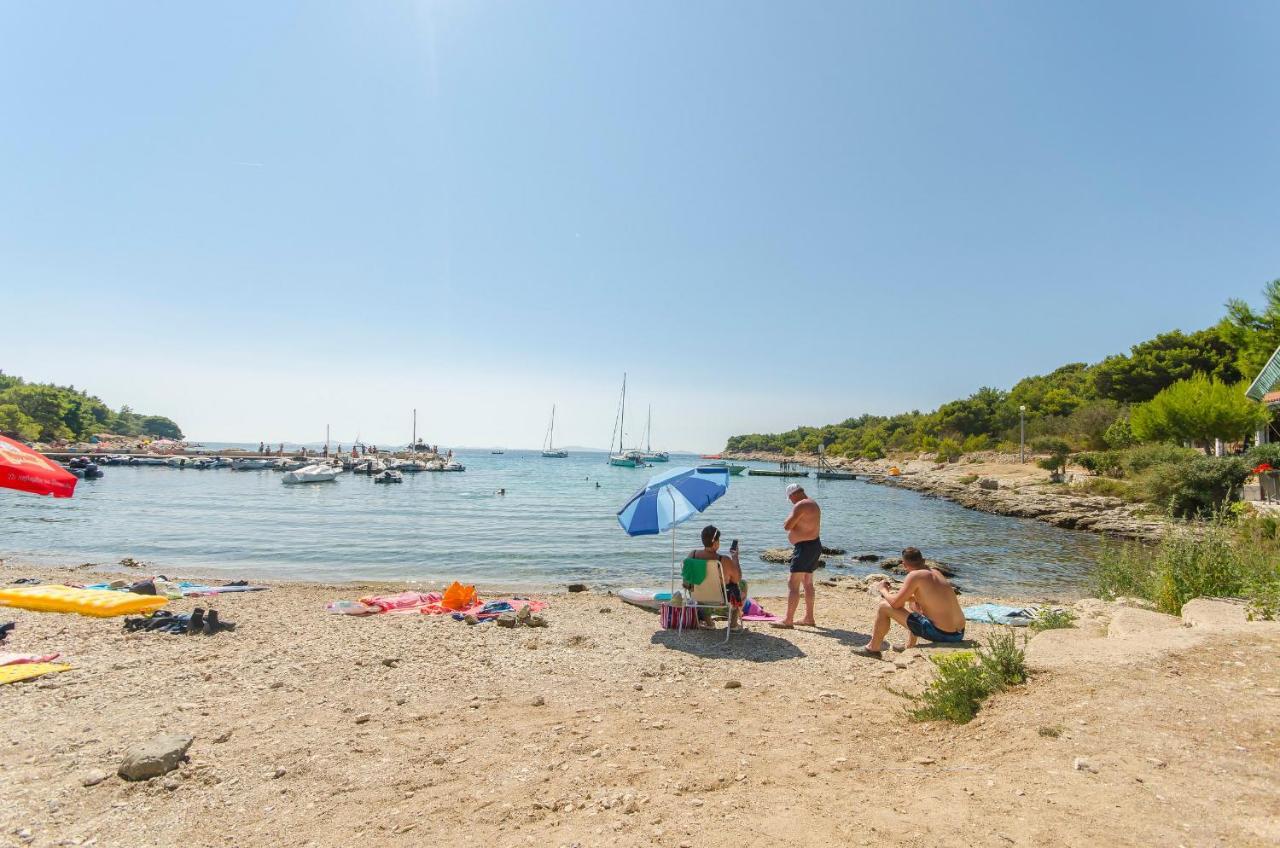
[730,539,739,551]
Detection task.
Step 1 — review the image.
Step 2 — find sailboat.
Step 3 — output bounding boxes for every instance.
[608,374,644,467]
[640,405,669,463]
[541,405,568,458]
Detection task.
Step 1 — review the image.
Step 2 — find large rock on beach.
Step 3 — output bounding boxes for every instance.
[760,548,791,564]
[118,733,193,782]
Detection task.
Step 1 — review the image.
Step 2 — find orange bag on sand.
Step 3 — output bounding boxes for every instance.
[441,581,477,611]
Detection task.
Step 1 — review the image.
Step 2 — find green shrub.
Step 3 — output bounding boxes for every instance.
[1094,520,1279,615]
[1137,456,1249,518]
[1077,450,1124,478]
[1033,437,1072,475]
[958,474,979,485]
[1104,415,1137,449]
[977,626,1027,689]
[1029,608,1076,632]
[861,438,885,460]
[899,652,990,723]
[1120,443,1199,476]
[1077,476,1139,500]
[935,438,962,463]
[962,434,991,453]
[895,629,1026,724]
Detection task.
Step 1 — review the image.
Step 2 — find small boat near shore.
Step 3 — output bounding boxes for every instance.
[351,459,387,475]
[282,464,340,484]
[747,461,810,478]
[814,450,857,480]
[373,469,403,484]
[232,458,273,471]
[703,460,746,476]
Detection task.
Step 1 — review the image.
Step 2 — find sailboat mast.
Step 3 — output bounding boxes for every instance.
[325,424,330,454]
[550,404,555,449]
[412,409,417,448]
[646,404,652,453]
[620,373,627,453]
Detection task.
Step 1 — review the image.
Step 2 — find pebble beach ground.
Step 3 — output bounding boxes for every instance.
[1,565,1277,847]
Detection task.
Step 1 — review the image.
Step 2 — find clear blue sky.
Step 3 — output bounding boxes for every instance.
[3,2,1277,451]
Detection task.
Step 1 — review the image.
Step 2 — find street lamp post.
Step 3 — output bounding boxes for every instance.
[1019,405,1026,464]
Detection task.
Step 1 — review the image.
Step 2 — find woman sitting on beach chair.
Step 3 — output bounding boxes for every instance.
[689,525,745,631]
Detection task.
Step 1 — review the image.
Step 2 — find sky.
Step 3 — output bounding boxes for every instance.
[2,1,1278,452]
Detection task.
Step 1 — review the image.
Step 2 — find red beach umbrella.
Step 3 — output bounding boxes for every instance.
[0,435,78,498]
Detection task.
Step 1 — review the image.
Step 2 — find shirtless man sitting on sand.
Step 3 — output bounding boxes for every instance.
[860,547,965,656]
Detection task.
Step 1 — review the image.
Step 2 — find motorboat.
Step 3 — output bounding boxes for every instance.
[282,464,340,484]
[65,457,104,479]
[210,457,233,468]
[129,456,167,466]
[703,460,746,476]
[373,469,403,484]
[273,458,307,471]
[232,458,274,471]
[188,457,218,470]
[166,456,190,468]
[491,449,505,455]
[352,458,387,475]
[442,460,465,472]
[395,460,429,473]
[101,454,131,466]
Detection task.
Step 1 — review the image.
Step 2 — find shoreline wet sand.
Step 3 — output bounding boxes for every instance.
[2,564,1277,847]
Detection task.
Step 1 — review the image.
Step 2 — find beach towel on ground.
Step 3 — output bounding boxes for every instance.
[0,662,71,685]
[0,652,60,666]
[963,603,1038,627]
[741,597,781,623]
[451,599,548,622]
[358,591,441,614]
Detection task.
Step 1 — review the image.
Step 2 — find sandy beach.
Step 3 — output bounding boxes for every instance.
[1,564,1277,848]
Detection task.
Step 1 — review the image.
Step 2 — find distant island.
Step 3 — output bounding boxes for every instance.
[0,371,183,443]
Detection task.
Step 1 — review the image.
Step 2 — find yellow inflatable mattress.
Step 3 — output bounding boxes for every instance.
[0,662,71,685]
[0,585,168,617]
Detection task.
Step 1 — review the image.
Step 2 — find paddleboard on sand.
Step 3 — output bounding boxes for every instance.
[619,588,672,610]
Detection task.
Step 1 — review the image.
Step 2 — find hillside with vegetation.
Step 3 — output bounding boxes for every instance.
[728,280,1280,462]
[0,371,183,443]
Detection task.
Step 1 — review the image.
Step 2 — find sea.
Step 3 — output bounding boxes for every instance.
[2,450,1103,596]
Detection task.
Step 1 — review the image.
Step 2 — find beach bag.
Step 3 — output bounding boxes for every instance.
[441,582,477,611]
[660,602,698,630]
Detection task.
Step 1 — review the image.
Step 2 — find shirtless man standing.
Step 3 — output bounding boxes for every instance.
[860,546,965,656]
[773,483,821,629]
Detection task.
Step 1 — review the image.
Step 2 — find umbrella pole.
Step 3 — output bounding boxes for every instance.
[669,486,677,595]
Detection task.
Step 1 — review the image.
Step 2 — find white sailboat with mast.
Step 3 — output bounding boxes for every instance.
[640,405,669,462]
[541,404,568,458]
[608,374,644,467]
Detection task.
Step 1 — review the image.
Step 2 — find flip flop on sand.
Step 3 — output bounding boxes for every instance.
[855,646,884,658]
[769,622,794,630]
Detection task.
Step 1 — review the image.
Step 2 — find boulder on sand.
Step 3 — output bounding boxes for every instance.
[118,734,193,782]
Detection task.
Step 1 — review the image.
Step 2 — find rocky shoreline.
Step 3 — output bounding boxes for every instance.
[725,450,1173,542]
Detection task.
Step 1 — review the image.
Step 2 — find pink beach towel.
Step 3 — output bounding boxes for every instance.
[0,652,61,666]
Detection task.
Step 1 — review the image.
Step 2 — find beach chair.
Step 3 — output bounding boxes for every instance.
[681,557,733,644]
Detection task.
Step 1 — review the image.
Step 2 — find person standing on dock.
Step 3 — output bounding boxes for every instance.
[773,483,821,629]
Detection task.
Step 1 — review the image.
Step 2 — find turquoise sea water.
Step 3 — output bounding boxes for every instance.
[1,450,1101,595]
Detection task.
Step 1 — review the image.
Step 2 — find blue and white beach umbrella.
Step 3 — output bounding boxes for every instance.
[617,465,730,588]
